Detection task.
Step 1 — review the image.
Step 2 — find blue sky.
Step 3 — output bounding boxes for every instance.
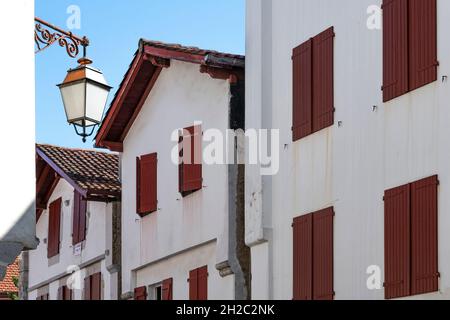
[36,0,245,149]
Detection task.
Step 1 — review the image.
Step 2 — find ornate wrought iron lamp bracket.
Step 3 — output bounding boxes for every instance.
[35,17,89,58]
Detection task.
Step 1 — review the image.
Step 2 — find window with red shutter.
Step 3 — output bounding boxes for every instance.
[411,175,439,296]
[382,0,437,102]
[189,269,198,300]
[134,286,147,300]
[312,27,334,133]
[179,125,203,195]
[189,266,208,300]
[73,191,87,245]
[313,208,334,300]
[91,273,102,300]
[408,0,438,91]
[292,39,313,141]
[136,153,158,217]
[48,198,62,258]
[84,273,102,300]
[162,278,173,300]
[64,286,72,300]
[382,0,409,102]
[384,184,410,299]
[293,214,313,300]
[58,286,72,300]
[136,156,141,213]
[292,27,334,142]
[384,176,439,299]
[293,208,334,300]
[197,266,208,300]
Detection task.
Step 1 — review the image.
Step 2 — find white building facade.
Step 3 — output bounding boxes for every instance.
[246,0,450,300]
[96,40,249,300]
[28,145,121,300]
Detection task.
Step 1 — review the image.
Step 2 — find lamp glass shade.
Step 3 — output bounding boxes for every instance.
[85,81,110,126]
[59,81,86,126]
[58,62,111,128]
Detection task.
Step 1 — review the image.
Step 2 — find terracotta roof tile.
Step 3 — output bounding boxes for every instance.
[140,39,245,61]
[36,144,121,197]
[0,259,19,293]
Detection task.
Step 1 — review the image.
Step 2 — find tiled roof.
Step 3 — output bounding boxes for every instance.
[0,259,19,293]
[140,39,245,61]
[95,39,244,150]
[36,144,121,196]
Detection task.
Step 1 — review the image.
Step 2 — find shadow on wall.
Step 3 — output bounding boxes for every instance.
[0,201,39,281]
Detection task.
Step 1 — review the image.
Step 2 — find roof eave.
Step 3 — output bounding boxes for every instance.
[95,40,245,151]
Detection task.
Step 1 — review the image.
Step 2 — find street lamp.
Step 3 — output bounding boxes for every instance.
[35,17,112,143]
[57,55,112,142]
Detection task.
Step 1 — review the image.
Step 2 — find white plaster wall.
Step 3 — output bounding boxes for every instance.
[136,241,234,300]
[28,179,115,299]
[121,60,232,297]
[246,0,450,300]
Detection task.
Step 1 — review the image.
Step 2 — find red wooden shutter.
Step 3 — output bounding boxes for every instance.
[72,192,80,245]
[65,286,72,300]
[312,27,335,132]
[48,198,62,258]
[293,214,313,300]
[59,286,72,300]
[292,39,313,141]
[91,273,102,300]
[138,153,158,215]
[384,184,411,299]
[180,125,203,194]
[382,0,409,102]
[134,286,147,300]
[162,278,173,300]
[411,175,439,296]
[178,133,184,194]
[312,208,334,300]
[189,269,198,300]
[84,276,91,300]
[197,266,208,300]
[78,195,87,242]
[408,0,438,91]
[136,157,141,214]
[73,191,87,245]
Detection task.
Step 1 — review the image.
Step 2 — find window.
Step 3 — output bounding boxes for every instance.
[84,273,102,300]
[384,175,439,299]
[189,266,208,300]
[134,278,172,301]
[58,285,72,300]
[382,0,438,102]
[154,286,162,301]
[136,153,158,217]
[292,27,335,141]
[36,293,49,300]
[179,125,203,196]
[48,198,62,258]
[293,207,334,300]
[72,191,87,245]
